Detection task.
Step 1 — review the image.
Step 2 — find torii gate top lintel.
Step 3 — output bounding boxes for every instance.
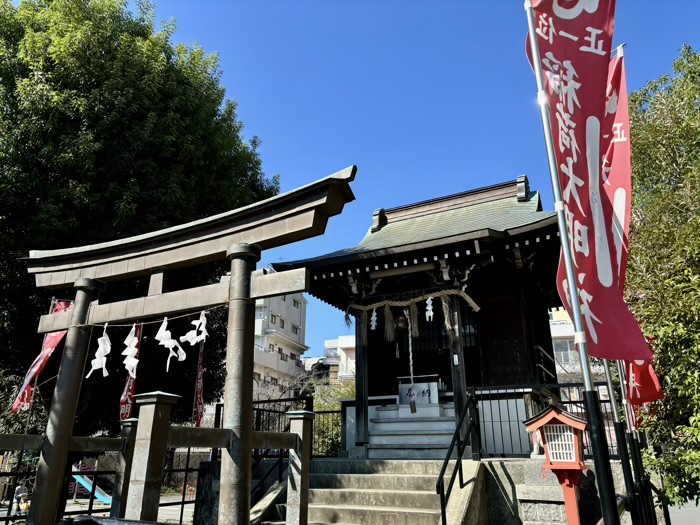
[27,166,356,290]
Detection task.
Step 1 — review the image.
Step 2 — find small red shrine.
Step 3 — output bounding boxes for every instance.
[524,405,588,525]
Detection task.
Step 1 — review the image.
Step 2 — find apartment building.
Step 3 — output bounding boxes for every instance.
[253,291,309,395]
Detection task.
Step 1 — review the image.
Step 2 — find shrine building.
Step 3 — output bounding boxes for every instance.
[275,176,564,458]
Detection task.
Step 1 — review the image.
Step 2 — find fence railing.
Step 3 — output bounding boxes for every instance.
[312,411,342,458]
[475,382,617,459]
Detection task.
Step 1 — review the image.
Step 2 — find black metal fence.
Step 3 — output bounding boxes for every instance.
[0,452,37,524]
[476,382,617,459]
[312,411,342,458]
[214,397,341,459]
[158,447,204,524]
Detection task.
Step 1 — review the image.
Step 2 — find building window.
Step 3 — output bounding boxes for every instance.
[270,378,278,386]
[292,325,299,335]
[279,319,285,329]
[253,372,261,382]
[268,343,275,352]
[271,314,277,324]
[255,309,264,319]
[293,299,300,308]
[279,351,288,362]
[553,339,576,365]
[289,353,297,361]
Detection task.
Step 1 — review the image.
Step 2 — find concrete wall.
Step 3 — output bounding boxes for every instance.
[484,459,632,525]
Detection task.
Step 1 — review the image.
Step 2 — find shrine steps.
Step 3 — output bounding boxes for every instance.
[261,459,480,525]
[368,413,457,459]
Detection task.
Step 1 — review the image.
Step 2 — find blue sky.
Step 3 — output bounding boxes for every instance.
[150,1,700,357]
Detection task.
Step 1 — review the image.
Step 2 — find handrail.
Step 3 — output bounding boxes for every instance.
[436,390,480,525]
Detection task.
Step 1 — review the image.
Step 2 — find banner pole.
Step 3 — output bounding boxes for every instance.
[617,360,657,525]
[605,360,640,523]
[524,3,620,525]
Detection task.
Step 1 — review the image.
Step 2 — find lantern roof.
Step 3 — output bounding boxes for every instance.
[523,405,588,433]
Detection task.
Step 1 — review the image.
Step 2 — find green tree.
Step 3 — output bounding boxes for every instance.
[0,0,279,433]
[627,45,700,506]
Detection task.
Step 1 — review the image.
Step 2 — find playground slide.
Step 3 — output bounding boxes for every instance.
[71,467,112,505]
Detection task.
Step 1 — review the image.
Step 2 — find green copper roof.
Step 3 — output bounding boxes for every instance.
[275,176,556,269]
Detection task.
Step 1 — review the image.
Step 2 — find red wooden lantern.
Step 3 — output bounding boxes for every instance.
[524,406,588,525]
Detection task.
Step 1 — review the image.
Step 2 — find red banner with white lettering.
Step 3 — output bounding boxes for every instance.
[194,343,205,427]
[119,324,142,420]
[605,51,664,398]
[11,301,72,413]
[626,359,663,405]
[529,0,651,361]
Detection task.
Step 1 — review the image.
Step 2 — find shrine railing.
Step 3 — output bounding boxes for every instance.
[475,382,618,459]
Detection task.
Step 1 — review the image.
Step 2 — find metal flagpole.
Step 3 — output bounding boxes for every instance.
[604,360,640,523]
[617,361,657,525]
[524,3,621,525]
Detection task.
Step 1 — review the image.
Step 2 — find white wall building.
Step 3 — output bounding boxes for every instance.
[325,335,356,383]
[253,291,309,394]
[549,307,606,384]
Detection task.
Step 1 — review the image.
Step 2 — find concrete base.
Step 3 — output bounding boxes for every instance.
[347,445,368,459]
[484,459,633,525]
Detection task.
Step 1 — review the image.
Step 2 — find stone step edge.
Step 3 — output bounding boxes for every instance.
[311,472,438,477]
[369,429,453,435]
[310,488,437,496]
[308,503,442,515]
[370,416,456,423]
[368,444,451,449]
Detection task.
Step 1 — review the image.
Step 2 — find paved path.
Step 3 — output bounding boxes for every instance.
[62,494,194,524]
[668,503,698,525]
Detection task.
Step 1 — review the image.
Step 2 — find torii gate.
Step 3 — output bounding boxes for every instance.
[25,166,357,525]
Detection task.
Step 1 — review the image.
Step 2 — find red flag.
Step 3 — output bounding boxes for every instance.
[626,360,663,405]
[119,324,142,420]
[528,0,651,361]
[194,343,205,427]
[11,301,72,413]
[605,51,664,400]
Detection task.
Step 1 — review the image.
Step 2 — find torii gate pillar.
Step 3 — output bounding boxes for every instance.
[219,244,260,525]
[30,278,106,525]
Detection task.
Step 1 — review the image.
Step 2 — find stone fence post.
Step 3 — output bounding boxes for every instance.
[124,391,179,521]
[110,418,138,518]
[286,410,315,525]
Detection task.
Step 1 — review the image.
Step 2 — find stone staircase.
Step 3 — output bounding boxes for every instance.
[367,402,458,459]
[261,458,479,525]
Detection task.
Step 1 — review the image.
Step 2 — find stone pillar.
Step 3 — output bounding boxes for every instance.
[286,411,315,525]
[354,312,369,446]
[110,418,138,518]
[124,392,179,521]
[219,243,260,525]
[29,278,105,525]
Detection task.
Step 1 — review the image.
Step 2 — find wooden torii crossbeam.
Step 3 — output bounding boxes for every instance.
[26,166,357,525]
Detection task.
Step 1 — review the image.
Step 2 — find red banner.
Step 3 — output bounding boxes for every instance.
[626,359,663,405]
[12,301,72,413]
[606,50,664,400]
[194,343,205,427]
[529,0,651,361]
[602,49,632,291]
[119,324,142,420]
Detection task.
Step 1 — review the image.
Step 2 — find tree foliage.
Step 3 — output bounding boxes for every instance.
[627,45,700,506]
[0,0,279,433]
